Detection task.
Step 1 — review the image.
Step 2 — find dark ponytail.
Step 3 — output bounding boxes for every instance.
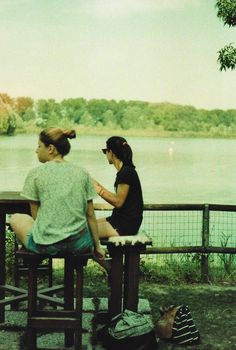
[106,136,135,168]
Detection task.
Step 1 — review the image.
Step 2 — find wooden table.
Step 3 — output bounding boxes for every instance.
[0,191,30,322]
[101,234,152,318]
[0,191,64,323]
[0,191,152,323]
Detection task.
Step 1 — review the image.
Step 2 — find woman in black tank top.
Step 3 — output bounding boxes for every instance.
[93,136,143,238]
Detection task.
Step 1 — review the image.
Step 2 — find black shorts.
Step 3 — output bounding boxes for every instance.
[106,216,142,236]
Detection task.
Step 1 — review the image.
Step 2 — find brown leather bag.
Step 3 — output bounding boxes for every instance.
[155,305,180,339]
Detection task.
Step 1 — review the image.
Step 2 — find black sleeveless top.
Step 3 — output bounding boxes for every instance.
[106,165,143,235]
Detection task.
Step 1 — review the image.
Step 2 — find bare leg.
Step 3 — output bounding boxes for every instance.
[95,218,119,272]
[97,217,119,238]
[9,213,34,246]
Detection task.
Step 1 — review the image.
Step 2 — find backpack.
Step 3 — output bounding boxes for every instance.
[156,305,200,345]
[97,309,159,350]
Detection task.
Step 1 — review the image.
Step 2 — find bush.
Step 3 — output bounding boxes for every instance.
[5,226,15,279]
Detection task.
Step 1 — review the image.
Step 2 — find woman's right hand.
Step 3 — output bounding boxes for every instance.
[94,245,106,261]
[93,178,103,194]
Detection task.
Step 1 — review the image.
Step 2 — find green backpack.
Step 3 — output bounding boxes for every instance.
[97,309,159,350]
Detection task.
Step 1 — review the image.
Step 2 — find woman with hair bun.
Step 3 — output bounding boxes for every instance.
[10,127,105,260]
[94,136,143,237]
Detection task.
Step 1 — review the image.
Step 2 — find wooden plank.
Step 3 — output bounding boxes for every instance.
[142,203,205,211]
[145,246,236,254]
[28,317,81,329]
[0,294,28,305]
[0,284,27,294]
[34,310,77,318]
[36,293,64,306]
[2,191,236,211]
[39,284,64,295]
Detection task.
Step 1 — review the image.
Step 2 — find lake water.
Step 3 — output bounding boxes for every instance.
[0,134,236,205]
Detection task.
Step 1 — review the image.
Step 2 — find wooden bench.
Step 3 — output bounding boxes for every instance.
[15,249,93,350]
[101,232,152,318]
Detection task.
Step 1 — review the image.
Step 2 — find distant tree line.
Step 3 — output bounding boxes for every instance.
[1,92,236,137]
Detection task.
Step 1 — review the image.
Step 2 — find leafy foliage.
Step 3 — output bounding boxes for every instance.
[5,226,15,279]
[218,232,236,274]
[216,0,236,26]
[0,93,17,135]
[216,0,236,70]
[218,43,236,70]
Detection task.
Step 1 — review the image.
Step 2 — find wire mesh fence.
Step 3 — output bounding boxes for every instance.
[94,204,236,248]
[94,204,236,271]
[209,210,236,247]
[37,205,236,281]
[141,210,203,247]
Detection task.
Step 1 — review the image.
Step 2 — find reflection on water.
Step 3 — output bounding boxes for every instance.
[168,141,175,158]
[0,134,236,204]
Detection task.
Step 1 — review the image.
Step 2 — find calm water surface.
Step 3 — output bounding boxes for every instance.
[0,134,236,204]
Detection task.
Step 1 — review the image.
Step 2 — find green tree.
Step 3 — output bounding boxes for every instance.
[60,98,86,124]
[0,93,14,106]
[216,0,236,70]
[15,97,35,121]
[79,111,95,127]
[121,106,142,129]
[0,105,16,135]
[87,99,112,125]
[0,94,17,135]
[101,110,117,127]
[35,99,62,127]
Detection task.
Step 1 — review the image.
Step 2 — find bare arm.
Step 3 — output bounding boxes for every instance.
[86,200,105,259]
[93,179,129,208]
[29,201,40,220]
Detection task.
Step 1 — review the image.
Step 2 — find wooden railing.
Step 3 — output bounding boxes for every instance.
[1,193,236,283]
[94,203,236,282]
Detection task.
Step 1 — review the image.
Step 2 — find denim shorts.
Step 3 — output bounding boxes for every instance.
[24,227,94,255]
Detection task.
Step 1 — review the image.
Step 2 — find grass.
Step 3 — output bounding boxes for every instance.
[139,256,236,285]
[82,261,236,349]
[79,262,236,349]
[49,261,236,349]
[140,283,236,350]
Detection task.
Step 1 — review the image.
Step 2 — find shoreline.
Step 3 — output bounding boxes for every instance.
[2,124,236,139]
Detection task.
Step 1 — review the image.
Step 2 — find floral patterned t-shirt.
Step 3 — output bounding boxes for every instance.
[21,161,96,245]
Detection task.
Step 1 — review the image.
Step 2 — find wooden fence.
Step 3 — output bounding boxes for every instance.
[94,203,236,282]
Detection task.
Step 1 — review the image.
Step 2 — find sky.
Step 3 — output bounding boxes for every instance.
[0,0,236,110]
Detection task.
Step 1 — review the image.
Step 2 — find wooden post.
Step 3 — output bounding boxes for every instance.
[201,204,210,282]
[75,261,84,350]
[27,263,37,350]
[0,212,6,323]
[64,256,74,347]
[123,248,140,312]
[108,247,123,318]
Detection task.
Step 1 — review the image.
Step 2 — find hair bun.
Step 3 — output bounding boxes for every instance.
[63,129,76,139]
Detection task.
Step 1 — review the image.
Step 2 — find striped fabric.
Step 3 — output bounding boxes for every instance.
[172,305,200,345]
